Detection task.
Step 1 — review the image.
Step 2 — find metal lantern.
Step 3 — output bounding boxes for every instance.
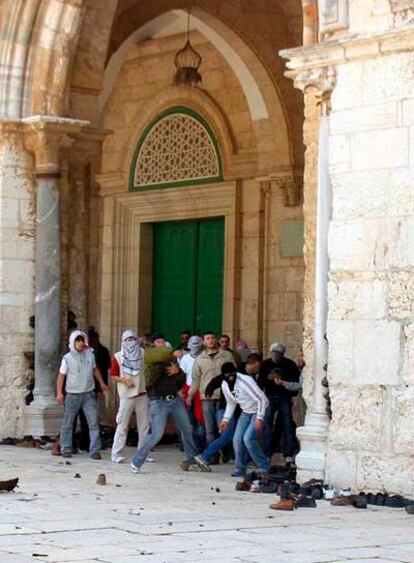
[174,10,202,87]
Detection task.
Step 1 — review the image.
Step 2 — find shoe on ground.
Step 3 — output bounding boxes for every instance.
[374,493,387,506]
[146,456,155,463]
[270,498,295,511]
[112,456,125,464]
[231,470,246,478]
[331,495,354,506]
[61,451,72,458]
[323,487,336,500]
[130,463,141,474]
[0,478,19,492]
[352,495,368,509]
[295,494,317,508]
[385,494,409,508]
[91,452,102,460]
[235,481,251,491]
[339,487,352,497]
[405,504,414,514]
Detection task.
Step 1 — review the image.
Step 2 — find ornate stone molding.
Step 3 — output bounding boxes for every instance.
[23,116,88,175]
[318,0,348,35]
[292,66,336,115]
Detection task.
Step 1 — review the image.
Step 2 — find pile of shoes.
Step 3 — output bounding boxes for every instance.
[269,479,324,511]
[235,465,298,494]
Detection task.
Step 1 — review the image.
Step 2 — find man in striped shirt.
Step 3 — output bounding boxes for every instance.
[219,363,270,478]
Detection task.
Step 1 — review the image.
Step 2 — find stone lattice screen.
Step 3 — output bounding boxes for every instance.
[130,107,222,190]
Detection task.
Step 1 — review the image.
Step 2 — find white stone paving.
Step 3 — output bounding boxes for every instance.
[0,445,414,563]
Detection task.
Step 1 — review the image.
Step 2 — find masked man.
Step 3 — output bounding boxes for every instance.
[110,330,150,464]
[219,363,269,478]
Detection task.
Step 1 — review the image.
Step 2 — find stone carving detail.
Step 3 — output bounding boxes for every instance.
[134,112,220,188]
[293,66,336,115]
[318,0,349,33]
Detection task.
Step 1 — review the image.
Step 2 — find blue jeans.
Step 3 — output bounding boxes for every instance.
[201,400,223,444]
[188,404,206,451]
[264,395,294,458]
[233,412,269,475]
[132,397,198,468]
[200,415,236,462]
[60,391,101,454]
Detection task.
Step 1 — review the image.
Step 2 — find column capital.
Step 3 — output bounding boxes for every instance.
[291,66,336,116]
[23,116,89,176]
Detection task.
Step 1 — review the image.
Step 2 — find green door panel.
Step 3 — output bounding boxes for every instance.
[152,218,224,344]
[152,221,198,343]
[195,218,224,336]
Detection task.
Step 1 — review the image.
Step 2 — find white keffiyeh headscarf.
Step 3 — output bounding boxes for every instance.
[121,330,142,376]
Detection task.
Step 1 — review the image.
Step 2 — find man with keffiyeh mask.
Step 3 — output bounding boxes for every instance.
[110,330,151,464]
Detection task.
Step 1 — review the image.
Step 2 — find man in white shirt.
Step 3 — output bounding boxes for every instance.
[56,330,109,459]
[219,362,269,478]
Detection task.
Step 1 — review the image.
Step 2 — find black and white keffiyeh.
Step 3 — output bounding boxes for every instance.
[120,330,142,376]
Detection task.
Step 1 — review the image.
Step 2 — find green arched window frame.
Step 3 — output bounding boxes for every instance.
[129,106,223,191]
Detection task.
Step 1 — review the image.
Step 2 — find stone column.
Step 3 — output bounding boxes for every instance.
[23,116,87,437]
[0,122,35,438]
[290,67,336,480]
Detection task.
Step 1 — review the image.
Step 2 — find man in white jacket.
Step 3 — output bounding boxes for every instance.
[219,362,270,478]
[110,330,150,464]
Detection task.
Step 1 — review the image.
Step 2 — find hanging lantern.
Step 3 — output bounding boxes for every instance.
[174,10,202,87]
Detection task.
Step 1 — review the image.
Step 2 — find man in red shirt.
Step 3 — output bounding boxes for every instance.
[110,330,150,464]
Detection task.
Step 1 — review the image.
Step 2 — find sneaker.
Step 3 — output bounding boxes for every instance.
[91,452,102,460]
[112,456,125,464]
[352,495,368,509]
[130,463,141,474]
[231,470,245,478]
[331,495,354,506]
[61,451,72,458]
[146,456,155,463]
[339,487,352,497]
[180,459,191,471]
[194,455,211,472]
[323,487,336,500]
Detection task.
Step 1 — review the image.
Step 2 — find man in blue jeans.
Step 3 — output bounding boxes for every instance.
[194,354,262,469]
[131,334,210,474]
[56,330,109,459]
[219,363,269,478]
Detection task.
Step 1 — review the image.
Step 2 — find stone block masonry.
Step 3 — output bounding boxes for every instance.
[326,48,414,494]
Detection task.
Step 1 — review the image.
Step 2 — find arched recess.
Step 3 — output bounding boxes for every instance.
[100,8,293,174]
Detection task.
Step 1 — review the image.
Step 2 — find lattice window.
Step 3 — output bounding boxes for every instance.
[130,107,222,190]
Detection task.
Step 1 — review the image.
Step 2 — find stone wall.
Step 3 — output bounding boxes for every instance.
[326,47,414,493]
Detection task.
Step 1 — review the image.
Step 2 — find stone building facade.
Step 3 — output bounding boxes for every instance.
[0,0,413,494]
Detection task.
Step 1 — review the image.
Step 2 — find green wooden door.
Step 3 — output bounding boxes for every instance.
[152,218,224,344]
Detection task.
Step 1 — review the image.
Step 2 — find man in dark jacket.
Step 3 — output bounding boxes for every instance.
[258,342,300,464]
[130,334,210,473]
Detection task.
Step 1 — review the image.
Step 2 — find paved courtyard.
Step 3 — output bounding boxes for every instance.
[0,445,414,563]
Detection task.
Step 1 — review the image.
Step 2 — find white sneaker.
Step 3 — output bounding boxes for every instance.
[112,456,125,464]
[146,456,155,463]
[194,455,212,472]
[339,487,352,497]
[130,463,141,474]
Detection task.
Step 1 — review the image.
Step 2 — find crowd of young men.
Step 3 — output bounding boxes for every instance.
[56,329,303,478]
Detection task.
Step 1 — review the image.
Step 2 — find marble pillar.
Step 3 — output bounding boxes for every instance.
[23,116,87,437]
[290,67,336,480]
